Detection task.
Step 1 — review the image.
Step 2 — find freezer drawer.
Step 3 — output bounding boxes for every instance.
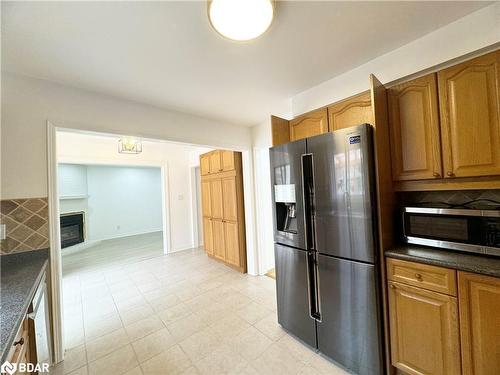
[316,254,383,375]
[274,243,317,348]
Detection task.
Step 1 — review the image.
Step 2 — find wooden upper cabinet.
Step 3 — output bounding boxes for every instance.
[210,179,223,220]
[209,151,222,174]
[212,219,225,261]
[200,154,210,176]
[327,91,373,131]
[388,74,443,181]
[201,180,211,217]
[438,50,500,178]
[222,176,238,222]
[221,150,235,171]
[203,217,213,256]
[224,221,240,267]
[458,272,500,375]
[388,281,461,375]
[289,108,328,141]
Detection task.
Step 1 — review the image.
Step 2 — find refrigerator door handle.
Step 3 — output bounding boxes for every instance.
[306,250,321,321]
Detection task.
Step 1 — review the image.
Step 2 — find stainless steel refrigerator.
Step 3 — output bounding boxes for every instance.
[270,124,383,374]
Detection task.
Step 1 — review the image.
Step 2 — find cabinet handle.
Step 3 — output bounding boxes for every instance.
[13,338,24,347]
[415,273,423,281]
[389,284,396,289]
[433,172,440,178]
[446,171,455,177]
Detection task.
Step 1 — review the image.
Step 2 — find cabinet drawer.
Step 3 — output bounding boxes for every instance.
[387,258,457,296]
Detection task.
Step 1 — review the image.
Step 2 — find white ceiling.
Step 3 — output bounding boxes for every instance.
[2,1,491,126]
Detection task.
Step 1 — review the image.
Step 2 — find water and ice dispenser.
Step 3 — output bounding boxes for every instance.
[274,184,297,234]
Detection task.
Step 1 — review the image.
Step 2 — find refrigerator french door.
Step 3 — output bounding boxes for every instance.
[270,124,383,375]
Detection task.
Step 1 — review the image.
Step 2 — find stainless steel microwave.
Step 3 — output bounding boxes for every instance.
[403,207,500,257]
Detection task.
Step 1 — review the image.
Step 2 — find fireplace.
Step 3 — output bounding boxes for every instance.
[60,212,85,248]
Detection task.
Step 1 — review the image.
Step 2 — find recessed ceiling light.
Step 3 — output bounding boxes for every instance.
[208,0,274,41]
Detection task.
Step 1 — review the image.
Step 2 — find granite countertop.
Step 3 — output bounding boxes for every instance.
[386,244,500,278]
[0,249,49,364]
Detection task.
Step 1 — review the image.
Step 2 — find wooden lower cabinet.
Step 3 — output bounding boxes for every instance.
[224,221,240,267]
[203,217,213,256]
[458,272,500,375]
[212,219,225,261]
[388,281,461,375]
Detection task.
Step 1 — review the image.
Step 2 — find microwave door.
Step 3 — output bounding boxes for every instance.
[270,139,307,250]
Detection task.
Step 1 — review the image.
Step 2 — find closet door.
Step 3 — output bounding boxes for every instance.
[210,178,223,220]
[212,219,225,260]
[222,176,238,222]
[223,221,240,267]
[201,180,211,217]
[203,218,213,256]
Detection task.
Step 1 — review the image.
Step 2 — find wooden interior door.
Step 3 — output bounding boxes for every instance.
[388,74,442,181]
[388,281,461,375]
[438,50,500,178]
[201,180,211,217]
[212,219,225,260]
[221,150,235,171]
[458,271,500,375]
[209,151,222,174]
[327,91,373,131]
[222,176,238,222]
[210,178,223,220]
[289,108,328,141]
[203,217,213,255]
[200,154,211,175]
[224,221,240,267]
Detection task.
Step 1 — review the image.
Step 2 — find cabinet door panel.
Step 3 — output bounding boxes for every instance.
[212,219,225,260]
[210,179,223,220]
[459,272,500,375]
[438,51,500,178]
[209,151,222,174]
[203,218,213,256]
[289,108,328,141]
[328,91,373,131]
[389,74,442,181]
[224,221,240,267]
[222,177,238,222]
[200,154,211,175]
[201,180,211,217]
[221,151,235,171]
[388,281,461,375]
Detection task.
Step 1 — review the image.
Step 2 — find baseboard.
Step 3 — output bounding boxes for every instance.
[92,229,163,242]
[170,243,196,253]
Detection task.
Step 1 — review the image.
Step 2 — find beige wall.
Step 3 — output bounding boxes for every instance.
[1,73,252,200]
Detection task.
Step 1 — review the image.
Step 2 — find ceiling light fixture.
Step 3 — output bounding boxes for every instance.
[208,0,274,41]
[118,137,142,154]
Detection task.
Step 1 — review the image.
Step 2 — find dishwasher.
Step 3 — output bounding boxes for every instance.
[28,274,52,366]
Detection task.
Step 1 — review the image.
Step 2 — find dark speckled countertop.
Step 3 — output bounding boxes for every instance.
[386,244,500,278]
[0,249,49,364]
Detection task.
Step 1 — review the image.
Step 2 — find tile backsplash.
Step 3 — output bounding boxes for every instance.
[399,190,500,210]
[0,198,50,254]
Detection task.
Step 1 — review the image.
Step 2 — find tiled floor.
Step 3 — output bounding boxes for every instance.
[53,234,348,374]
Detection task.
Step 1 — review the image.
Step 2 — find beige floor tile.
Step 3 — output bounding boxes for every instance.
[125,315,165,341]
[57,345,87,374]
[235,301,271,325]
[166,313,207,341]
[209,315,251,340]
[179,366,201,375]
[229,326,273,361]
[157,302,191,325]
[84,313,123,340]
[194,344,248,374]
[140,345,192,375]
[85,328,130,362]
[179,326,223,362]
[88,345,138,375]
[254,313,285,341]
[114,295,148,311]
[132,328,177,363]
[149,293,182,312]
[192,302,226,326]
[66,365,88,375]
[307,354,350,374]
[119,304,155,326]
[123,367,143,375]
[252,342,305,375]
[277,334,316,364]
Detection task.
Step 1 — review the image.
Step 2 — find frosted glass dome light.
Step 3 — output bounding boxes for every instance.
[208,0,274,41]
